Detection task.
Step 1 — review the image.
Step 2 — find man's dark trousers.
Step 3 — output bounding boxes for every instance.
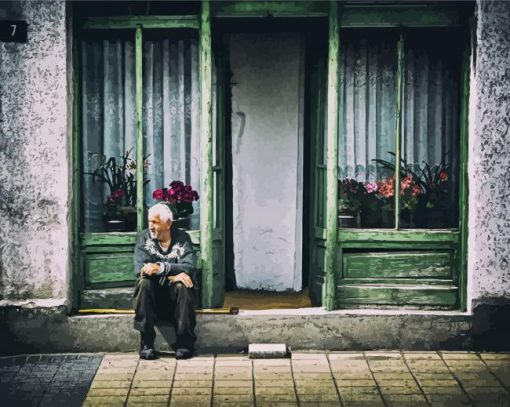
[133,277,197,349]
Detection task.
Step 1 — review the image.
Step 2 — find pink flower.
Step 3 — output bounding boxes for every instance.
[377,177,394,198]
[169,188,177,197]
[364,182,378,194]
[400,175,413,191]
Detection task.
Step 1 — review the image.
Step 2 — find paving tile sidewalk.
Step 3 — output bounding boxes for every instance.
[1,351,509,406]
[0,353,102,406]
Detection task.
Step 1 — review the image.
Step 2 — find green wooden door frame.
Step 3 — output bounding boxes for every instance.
[199,0,214,308]
[71,13,83,311]
[324,0,339,311]
[135,24,144,232]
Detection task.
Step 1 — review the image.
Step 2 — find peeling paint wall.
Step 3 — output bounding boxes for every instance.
[469,0,510,302]
[0,1,69,301]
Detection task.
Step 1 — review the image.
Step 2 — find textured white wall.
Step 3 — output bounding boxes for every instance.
[230,32,304,291]
[469,0,510,304]
[0,1,69,302]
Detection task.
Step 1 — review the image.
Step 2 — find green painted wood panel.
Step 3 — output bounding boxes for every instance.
[72,24,83,308]
[82,233,137,247]
[336,285,458,308]
[324,0,339,311]
[211,239,224,308]
[340,6,464,28]
[310,241,326,307]
[338,230,460,244]
[200,0,214,308]
[340,242,455,251]
[82,16,199,30]
[210,28,227,309]
[212,1,328,17]
[135,25,144,232]
[340,278,455,286]
[394,34,404,229]
[86,253,135,284]
[82,230,200,247]
[83,246,135,255]
[342,251,453,279]
[459,38,471,311]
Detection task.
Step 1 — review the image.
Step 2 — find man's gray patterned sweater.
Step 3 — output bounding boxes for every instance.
[133,226,199,289]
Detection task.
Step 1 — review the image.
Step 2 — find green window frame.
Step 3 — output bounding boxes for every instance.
[71,13,209,308]
[323,3,472,311]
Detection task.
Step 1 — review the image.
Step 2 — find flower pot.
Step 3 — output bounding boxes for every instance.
[400,209,415,228]
[425,209,448,228]
[103,206,137,232]
[338,214,356,228]
[103,217,126,232]
[172,216,191,230]
[360,209,380,228]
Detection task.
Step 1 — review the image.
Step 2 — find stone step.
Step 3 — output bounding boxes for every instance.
[81,287,134,309]
[2,304,472,354]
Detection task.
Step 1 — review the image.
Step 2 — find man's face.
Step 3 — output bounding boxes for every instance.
[148,213,171,240]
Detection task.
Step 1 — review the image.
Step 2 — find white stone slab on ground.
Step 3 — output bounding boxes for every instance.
[248,343,288,359]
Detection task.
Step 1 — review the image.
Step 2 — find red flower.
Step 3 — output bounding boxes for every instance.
[184,185,192,192]
[169,188,177,197]
[112,188,124,200]
[439,171,448,182]
[182,191,194,203]
[170,180,184,191]
[411,185,422,197]
[152,188,166,200]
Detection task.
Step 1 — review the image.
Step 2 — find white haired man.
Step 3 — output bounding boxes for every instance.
[133,203,198,360]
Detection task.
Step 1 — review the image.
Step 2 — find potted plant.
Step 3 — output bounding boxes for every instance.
[372,152,450,228]
[152,180,200,228]
[358,180,386,228]
[416,158,451,228]
[85,148,150,232]
[338,178,363,228]
[374,176,395,228]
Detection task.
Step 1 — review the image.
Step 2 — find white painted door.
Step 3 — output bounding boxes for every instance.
[230,32,304,291]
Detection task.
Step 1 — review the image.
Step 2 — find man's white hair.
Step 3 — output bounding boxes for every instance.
[149,203,174,222]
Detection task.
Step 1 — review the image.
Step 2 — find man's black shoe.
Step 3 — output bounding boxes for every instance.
[139,331,157,360]
[175,348,194,360]
[139,344,158,360]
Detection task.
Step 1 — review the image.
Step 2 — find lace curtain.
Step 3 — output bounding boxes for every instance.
[338,29,459,182]
[337,29,461,228]
[81,32,200,233]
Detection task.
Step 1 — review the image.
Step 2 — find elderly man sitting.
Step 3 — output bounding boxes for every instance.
[133,203,198,360]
